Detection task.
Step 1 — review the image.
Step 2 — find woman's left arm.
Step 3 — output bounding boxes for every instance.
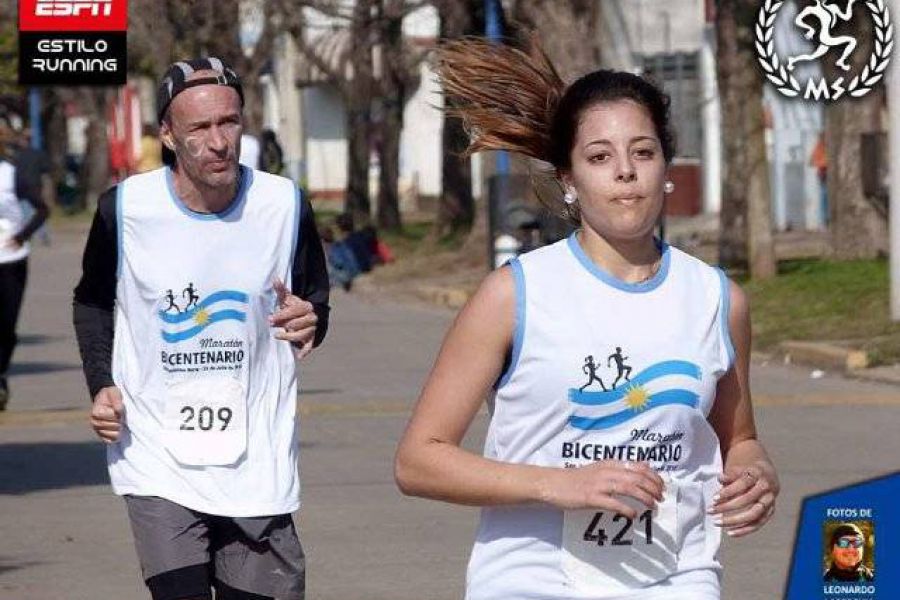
[707,279,779,537]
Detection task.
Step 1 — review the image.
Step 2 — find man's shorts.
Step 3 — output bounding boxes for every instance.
[124,495,305,600]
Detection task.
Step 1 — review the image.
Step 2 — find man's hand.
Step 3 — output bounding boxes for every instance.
[91,386,125,443]
[270,279,318,360]
[2,236,22,250]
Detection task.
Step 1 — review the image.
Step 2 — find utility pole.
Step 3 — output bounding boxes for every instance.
[29,88,41,150]
[485,0,508,176]
[890,0,900,319]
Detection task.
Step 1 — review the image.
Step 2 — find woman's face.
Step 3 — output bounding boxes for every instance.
[564,99,667,243]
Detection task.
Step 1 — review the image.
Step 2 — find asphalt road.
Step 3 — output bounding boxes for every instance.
[1,223,898,599]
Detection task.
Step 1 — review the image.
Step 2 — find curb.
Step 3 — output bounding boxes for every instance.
[848,364,900,387]
[415,285,471,309]
[779,340,869,371]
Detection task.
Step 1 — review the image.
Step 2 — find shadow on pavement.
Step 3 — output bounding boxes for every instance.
[0,557,43,576]
[7,362,81,376]
[17,334,68,345]
[0,441,108,494]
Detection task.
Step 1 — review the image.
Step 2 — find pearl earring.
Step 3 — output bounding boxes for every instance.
[663,181,675,194]
[563,191,577,205]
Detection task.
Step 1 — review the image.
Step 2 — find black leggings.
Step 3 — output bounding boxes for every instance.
[146,565,273,600]
[0,258,27,376]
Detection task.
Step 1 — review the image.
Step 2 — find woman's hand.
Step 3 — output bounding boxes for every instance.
[709,459,779,537]
[540,461,666,518]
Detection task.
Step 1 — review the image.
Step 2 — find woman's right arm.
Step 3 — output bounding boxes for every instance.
[394,266,665,516]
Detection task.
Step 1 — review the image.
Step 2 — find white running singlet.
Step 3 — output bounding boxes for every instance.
[109,166,302,517]
[466,233,734,600]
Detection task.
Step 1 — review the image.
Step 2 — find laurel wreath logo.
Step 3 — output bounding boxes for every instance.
[755,0,894,100]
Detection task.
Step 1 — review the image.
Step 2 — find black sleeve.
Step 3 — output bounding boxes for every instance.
[73,187,118,398]
[14,192,50,244]
[292,193,331,347]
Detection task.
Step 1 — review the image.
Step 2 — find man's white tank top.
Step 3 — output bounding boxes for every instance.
[109,166,302,517]
[466,233,734,600]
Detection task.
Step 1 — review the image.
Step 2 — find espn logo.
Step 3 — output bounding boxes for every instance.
[35,1,113,17]
[19,0,127,31]
[18,0,127,84]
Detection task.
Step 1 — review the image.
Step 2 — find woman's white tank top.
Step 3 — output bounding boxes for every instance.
[466,233,734,600]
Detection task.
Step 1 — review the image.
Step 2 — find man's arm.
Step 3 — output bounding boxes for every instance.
[73,187,118,398]
[291,191,330,347]
[13,189,50,245]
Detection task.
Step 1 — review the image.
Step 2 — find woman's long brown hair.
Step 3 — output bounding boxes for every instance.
[434,35,565,164]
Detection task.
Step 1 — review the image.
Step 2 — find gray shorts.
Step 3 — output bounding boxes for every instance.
[124,495,305,600]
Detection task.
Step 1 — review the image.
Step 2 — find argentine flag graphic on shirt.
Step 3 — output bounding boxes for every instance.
[568,360,702,430]
[158,289,249,343]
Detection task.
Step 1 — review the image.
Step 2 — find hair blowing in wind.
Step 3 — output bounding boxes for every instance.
[434,36,566,163]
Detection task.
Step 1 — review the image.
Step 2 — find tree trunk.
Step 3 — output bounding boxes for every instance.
[344,0,375,225]
[715,0,775,278]
[512,0,602,83]
[825,3,888,259]
[827,102,887,258]
[42,89,68,203]
[76,89,112,209]
[240,77,265,136]
[375,0,404,231]
[434,0,480,237]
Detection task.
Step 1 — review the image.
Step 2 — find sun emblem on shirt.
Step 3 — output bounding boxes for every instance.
[193,308,210,326]
[623,384,651,411]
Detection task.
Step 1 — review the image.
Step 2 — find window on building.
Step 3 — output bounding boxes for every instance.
[642,52,701,159]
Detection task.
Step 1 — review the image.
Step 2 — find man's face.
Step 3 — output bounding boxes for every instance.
[161,72,243,190]
[832,535,864,570]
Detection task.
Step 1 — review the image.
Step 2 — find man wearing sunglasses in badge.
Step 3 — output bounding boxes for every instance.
[824,523,874,582]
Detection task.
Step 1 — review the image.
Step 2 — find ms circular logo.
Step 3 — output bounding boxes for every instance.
[755,0,893,102]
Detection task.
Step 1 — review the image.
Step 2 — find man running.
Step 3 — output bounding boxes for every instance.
[73,57,330,600]
[0,126,49,411]
[787,0,859,72]
[182,281,200,311]
[608,346,633,390]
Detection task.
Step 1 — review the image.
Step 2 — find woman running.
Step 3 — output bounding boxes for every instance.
[395,37,778,600]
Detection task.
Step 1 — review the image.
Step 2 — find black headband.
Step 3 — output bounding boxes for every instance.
[157,57,244,124]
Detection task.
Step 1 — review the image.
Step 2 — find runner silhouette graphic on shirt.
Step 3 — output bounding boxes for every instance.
[183,283,200,311]
[579,355,608,392]
[787,0,859,72]
[608,347,633,390]
[163,289,181,313]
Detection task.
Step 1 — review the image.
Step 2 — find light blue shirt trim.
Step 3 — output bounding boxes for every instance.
[164,165,252,221]
[566,232,670,293]
[497,257,525,388]
[115,183,124,279]
[290,186,302,270]
[716,268,736,370]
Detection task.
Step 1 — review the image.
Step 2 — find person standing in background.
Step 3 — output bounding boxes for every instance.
[239,132,260,170]
[137,124,164,173]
